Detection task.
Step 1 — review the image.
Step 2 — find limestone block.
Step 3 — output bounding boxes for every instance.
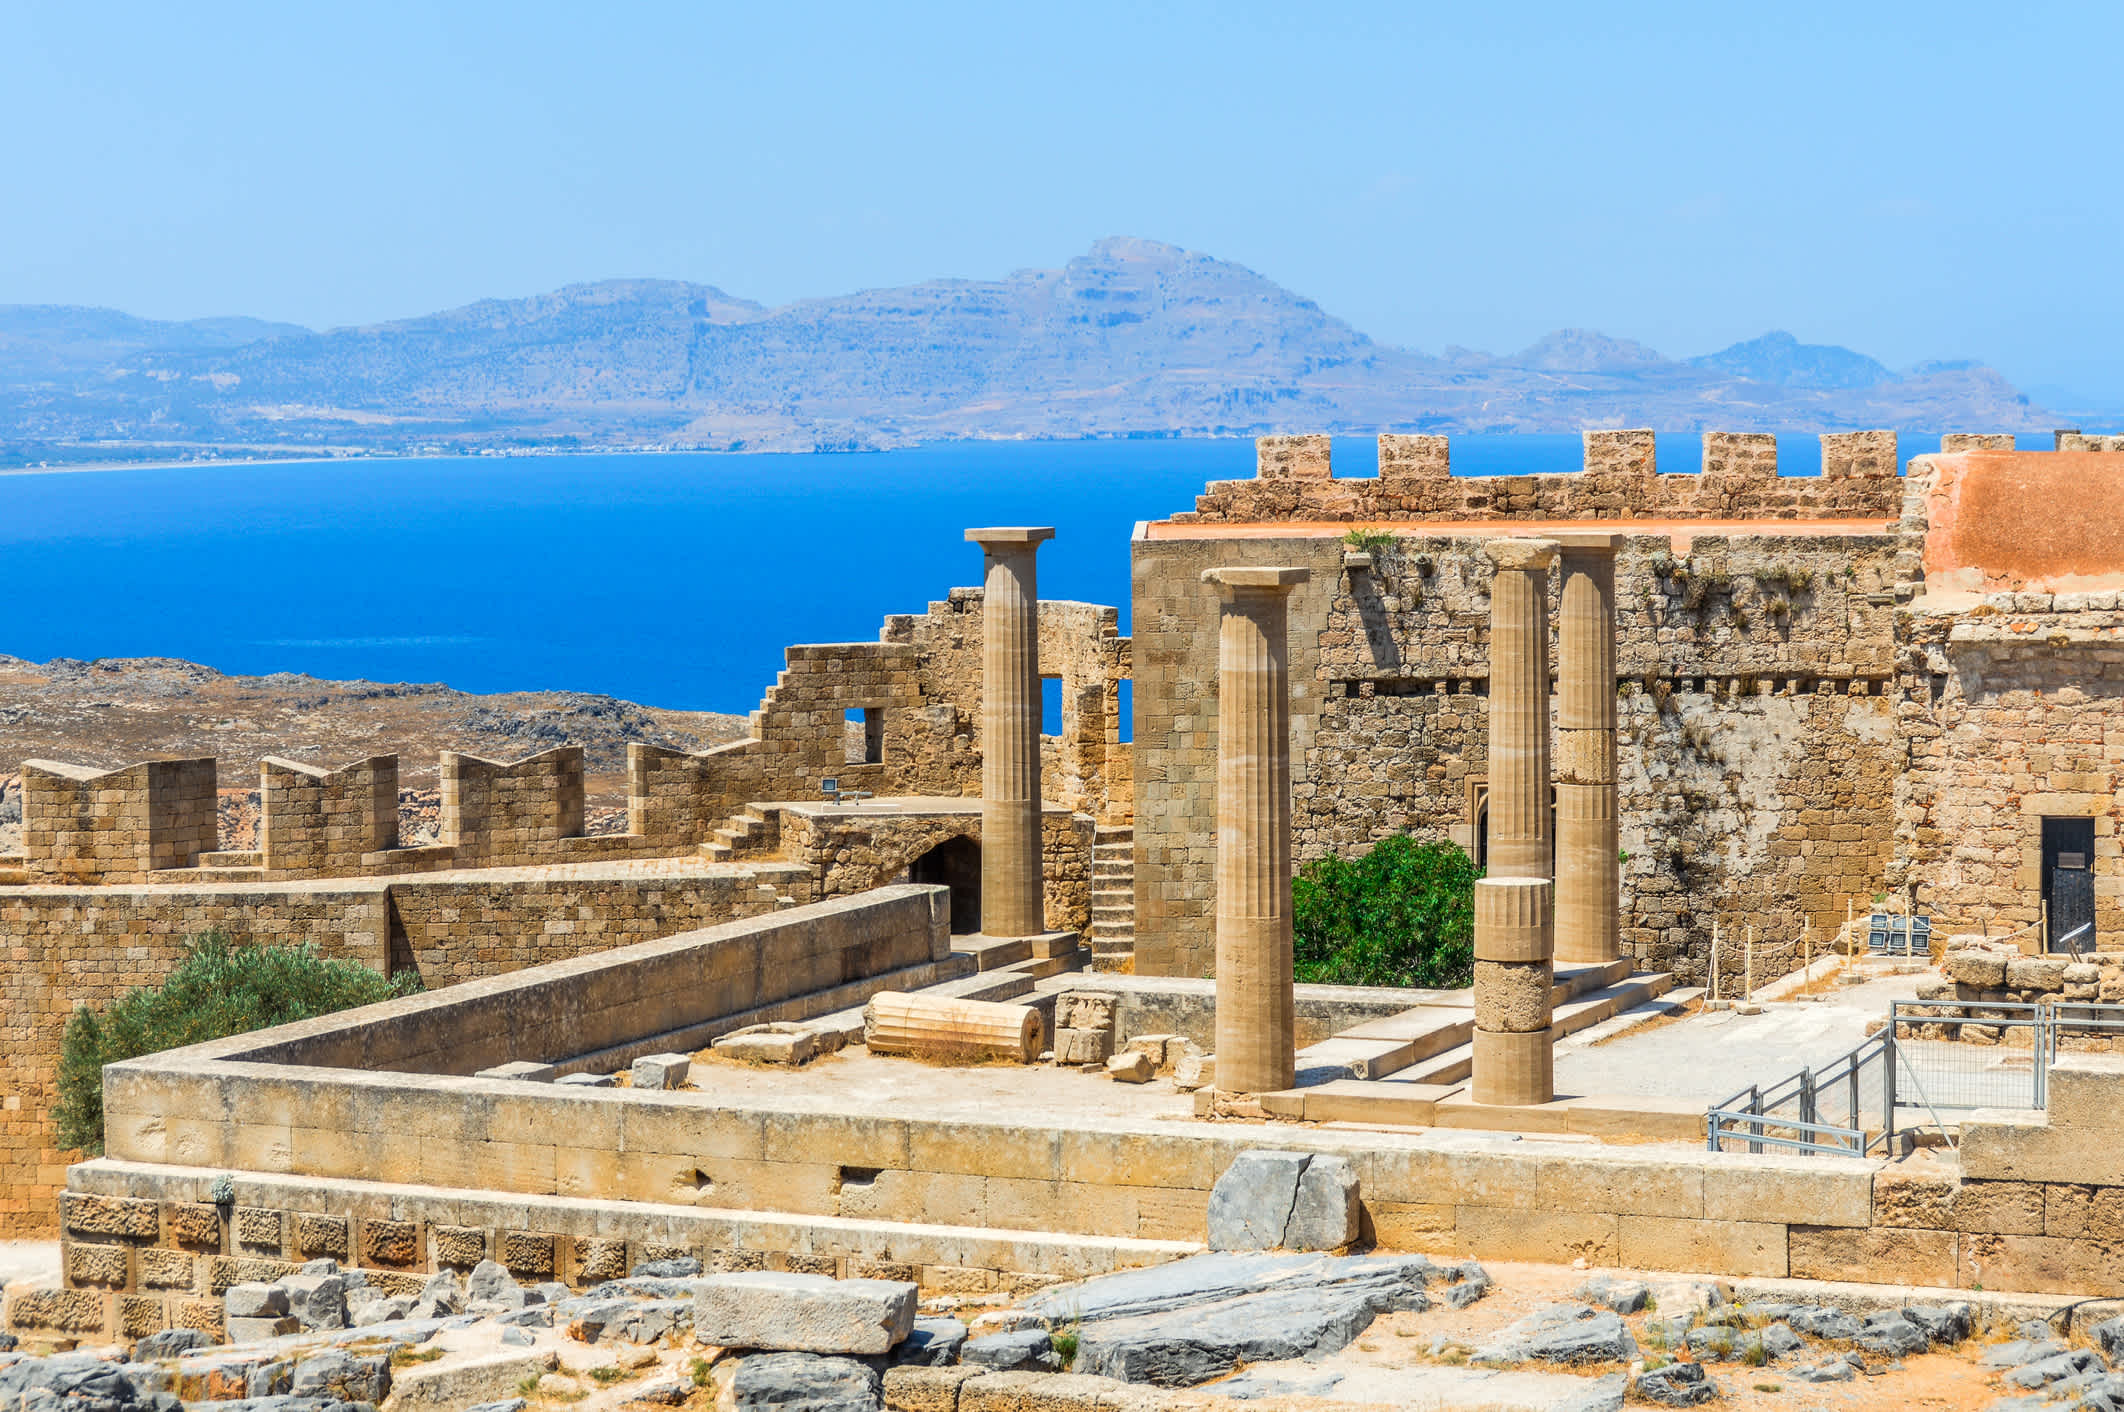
[1205,1151,1356,1251]
[224,1282,289,1319]
[63,1193,158,1240]
[1287,1156,1361,1251]
[630,1053,692,1089]
[882,1363,985,1412]
[227,1314,300,1342]
[1256,435,1332,480]
[499,1231,556,1277]
[1106,1052,1155,1083]
[295,1215,349,1261]
[692,1271,917,1355]
[1055,992,1118,1032]
[476,1061,558,1082]
[1174,1053,1216,1092]
[2006,957,2069,992]
[1946,948,2009,988]
[233,1207,283,1250]
[1872,1165,1957,1229]
[361,1218,418,1267]
[574,1237,627,1284]
[716,1025,820,1065]
[434,1226,486,1268]
[1054,1027,1113,1065]
[1378,433,1449,480]
[139,1247,197,1290]
[167,1202,222,1249]
[1473,961,1553,1032]
[66,1242,129,1287]
[866,993,1043,1064]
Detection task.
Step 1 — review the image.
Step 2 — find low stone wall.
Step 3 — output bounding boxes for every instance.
[0,859,810,1236]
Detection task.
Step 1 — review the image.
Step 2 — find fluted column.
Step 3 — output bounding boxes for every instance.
[1554,533,1622,963]
[967,527,1055,938]
[1475,538,1559,1106]
[1203,566,1309,1096]
[1471,876,1556,1104]
[1484,539,1558,879]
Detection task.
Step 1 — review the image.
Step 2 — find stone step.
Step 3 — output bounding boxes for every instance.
[1381,970,1676,1087]
[0,867,25,887]
[1089,922,1135,940]
[1093,843,1133,858]
[1090,889,1133,905]
[952,936,1034,971]
[1091,906,1134,923]
[993,951,1086,982]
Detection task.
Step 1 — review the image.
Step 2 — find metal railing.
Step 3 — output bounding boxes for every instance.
[1708,998,2124,1158]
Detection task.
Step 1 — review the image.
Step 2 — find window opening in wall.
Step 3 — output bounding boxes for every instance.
[910,835,982,934]
[844,707,883,765]
[1116,679,1133,744]
[1042,675,1062,737]
[2042,816,2096,953]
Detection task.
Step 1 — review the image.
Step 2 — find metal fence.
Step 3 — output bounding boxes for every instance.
[1707,999,2124,1157]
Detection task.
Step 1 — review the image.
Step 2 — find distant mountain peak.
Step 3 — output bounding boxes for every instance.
[1688,330,1891,390]
[1507,328,1668,372]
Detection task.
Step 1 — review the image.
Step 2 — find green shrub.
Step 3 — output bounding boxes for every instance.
[54,934,421,1155]
[1292,835,1479,989]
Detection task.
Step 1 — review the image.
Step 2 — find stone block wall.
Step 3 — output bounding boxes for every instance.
[773,806,1094,935]
[1132,521,1907,981]
[21,758,218,883]
[259,755,398,876]
[441,746,586,866]
[1174,430,1911,525]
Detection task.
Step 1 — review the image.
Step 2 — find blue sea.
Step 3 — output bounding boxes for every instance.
[0,432,2009,715]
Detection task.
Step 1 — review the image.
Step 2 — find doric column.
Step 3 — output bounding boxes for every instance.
[1484,539,1558,879]
[967,527,1055,938]
[1203,566,1309,1096]
[1554,533,1622,964]
[1471,876,1555,1105]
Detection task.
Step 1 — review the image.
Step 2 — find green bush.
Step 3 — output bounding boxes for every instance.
[1292,835,1479,989]
[54,934,421,1155]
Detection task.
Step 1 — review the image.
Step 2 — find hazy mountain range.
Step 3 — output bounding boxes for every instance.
[0,237,2054,464]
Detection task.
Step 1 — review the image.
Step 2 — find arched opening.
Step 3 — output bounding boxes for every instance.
[910,836,982,935]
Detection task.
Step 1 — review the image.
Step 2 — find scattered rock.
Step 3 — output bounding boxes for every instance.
[1284,1155,1360,1252]
[1904,1302,1972,1346]
[731,1351,881,1411]
[1204,1151,1359,1252]
[289,1348,392,1403]
[2006,1348,2104,1389]
[225,1283,291,1320]
[715,1023,820,1066]
[1635,1359,1716,1405]
[282,1272,348,1331]
[500,1327,534,1347]
[1853,1312,1929,1357]
[1173,1052,1216,1092]
[1212,1370,1346,1400]
[1478,1304,1639,1366]
[1105,1051,1155,1083]
[466,1260,525,1313]
[1577,1276,1649,1314]
[1054,1027,1112,1065]
[693,1272,916,1355]
[464,1401,528,1412]
[1791,1355,1861,1383]
[630,1051,692,1089]
[1557,1371,1629,1412]
[962,1328,1059,1373]
[632,1256,704,1279]
[135,1329,211,1360]
[554,1072,616,1087]
[892,1318,967,1367]
[1785,1306,1863,1341]
[225,1315,300,1343]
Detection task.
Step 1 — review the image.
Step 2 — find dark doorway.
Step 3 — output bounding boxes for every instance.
[2042,816,2096,953]
[911,836,982,935]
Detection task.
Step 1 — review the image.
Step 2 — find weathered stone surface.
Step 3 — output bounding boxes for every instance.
[293,1215,348,1261]
[281,1271,347,1330]
[1072,1283,1406,1387]
[555,1071,617,1087]
[1852,1311,1928,1357]
[226,1314,300,1341]
[467,1259,526,1312]
[1286,1155,1359,1252]
[892,1317,967,1367]
[1634,1359,1714,1406]
[136,1328,211,1360]
[1205,1151,1309,1251]
[2007,956,2070,991]
[0,1356,155,1409]
[1104,1051,1154,1083]
[1023,1252,1448,1327]
[1785,1306,1862,1340]
[731,1351,882,1411]
[1945,948,2009,988]
[361,1218,417,1267]
[291,1347,393,1403]
[1054,1027,1112,1065]
[166,1202,222,1249]
[224,1283,289,1319]
[632,1255,704,1278]
[694,1272,916,1355]
[1576,1276,1648,1314]
[630,1052,692,1089]
[961,1329,1059,1373]
[2005,1348,2103,1389]
[1476,1304,1639,1366]
[882,1364,982,1411]
[1903,1302,1972,1345]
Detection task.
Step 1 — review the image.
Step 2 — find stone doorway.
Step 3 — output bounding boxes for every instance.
[911,836,982,935]
[2043,816,2096,952]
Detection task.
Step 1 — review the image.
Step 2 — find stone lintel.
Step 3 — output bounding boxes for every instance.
[1550,532,1624,554]
[1202,567,1311,593]
[1484,539,1559,571]
[965,527,1057,548]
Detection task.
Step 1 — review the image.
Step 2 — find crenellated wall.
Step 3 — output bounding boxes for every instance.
[21,758,218,883]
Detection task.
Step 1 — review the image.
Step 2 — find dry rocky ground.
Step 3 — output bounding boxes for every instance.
[2,1245,2109,1411]
[0,655,748,853]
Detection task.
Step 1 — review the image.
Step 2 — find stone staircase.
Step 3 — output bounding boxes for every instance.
[704,804,781,863]
[1088,823,1136,972]
[1294,959,1684,1086]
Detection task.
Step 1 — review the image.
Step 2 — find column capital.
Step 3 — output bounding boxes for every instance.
[1485,538,1559,571]
[1551,532,1624,556]
[1202,566,1310,599]
[966,526,1055,550]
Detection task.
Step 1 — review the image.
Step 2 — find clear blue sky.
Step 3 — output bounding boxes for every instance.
[5,2,2120,405]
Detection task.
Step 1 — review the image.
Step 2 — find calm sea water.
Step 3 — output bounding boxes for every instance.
[0,432,1988,714]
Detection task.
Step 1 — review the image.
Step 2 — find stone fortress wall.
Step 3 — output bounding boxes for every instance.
[1132,430,2124,984]
[0,588,1134,1234]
